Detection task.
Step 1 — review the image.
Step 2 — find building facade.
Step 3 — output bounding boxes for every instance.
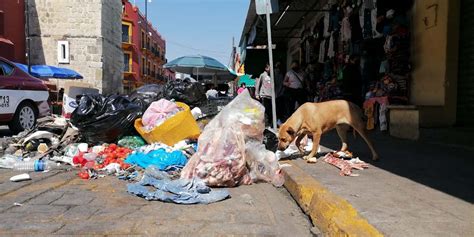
[0,0,26,63]
[240,0,468,128]
[122,0,170,92]
[27,0,124,94]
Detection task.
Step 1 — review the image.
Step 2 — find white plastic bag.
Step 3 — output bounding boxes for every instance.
[245,141,285,187]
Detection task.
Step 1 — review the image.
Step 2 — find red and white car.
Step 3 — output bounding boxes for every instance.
[0,57,50,133]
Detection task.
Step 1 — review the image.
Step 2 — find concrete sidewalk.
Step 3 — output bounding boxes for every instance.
[0,169,313,236]
[284,129,474,236]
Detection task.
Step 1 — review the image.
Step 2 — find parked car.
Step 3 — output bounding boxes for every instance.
[0,57,50,133]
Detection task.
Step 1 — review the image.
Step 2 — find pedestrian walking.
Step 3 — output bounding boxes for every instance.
[255,64,273,124]
[283,60,307,117]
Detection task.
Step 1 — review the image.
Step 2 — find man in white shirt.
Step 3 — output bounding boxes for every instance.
[283,60,307,117]
[205,85,219,99]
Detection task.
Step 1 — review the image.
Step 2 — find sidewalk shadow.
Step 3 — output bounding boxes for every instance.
[319,130,474,204]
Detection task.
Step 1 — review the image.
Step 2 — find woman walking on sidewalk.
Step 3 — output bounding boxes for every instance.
[255,64,273,125]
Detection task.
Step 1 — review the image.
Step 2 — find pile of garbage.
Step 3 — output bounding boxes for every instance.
[0,84,284,205]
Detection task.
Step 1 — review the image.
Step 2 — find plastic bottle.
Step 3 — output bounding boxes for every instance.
[13,160,56,172]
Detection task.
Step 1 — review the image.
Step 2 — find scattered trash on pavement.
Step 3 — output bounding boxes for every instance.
[135,101,200,146]
[10,173,31,182]
[0,84,290,205]
[125,144,188,170]
[322,152,369,176]
[70,94,142,143]
[13,159,58,172]
[117,136,146,149]
[164,79,207,106]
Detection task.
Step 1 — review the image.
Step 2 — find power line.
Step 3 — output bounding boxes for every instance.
[167,40,230,56]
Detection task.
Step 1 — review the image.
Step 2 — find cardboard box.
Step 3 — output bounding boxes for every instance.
[62,82,99,118]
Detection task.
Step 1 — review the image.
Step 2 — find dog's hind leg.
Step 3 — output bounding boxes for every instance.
[351,118,379,161]
[336,124,350,152]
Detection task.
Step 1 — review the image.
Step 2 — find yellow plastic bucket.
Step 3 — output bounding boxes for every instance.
[135,102,201,146]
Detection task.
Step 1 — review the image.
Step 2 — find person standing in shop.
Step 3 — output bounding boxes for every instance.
[342,55,363,107]
[283,60,307,117]
[255,64,273,124]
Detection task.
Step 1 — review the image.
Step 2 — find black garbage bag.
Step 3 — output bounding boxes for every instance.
[70,94,142,144]
[129,84,166,112]
[164,79,206,106]
[263,129,278,152]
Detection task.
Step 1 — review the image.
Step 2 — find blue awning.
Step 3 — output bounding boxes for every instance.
[14,63,83,79]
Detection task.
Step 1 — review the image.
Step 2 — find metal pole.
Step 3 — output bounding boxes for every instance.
[25,0,31,74]
[144,0,148,82]
[265,0,277,132]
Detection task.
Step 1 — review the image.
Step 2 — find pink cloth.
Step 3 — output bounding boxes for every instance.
[237,87,246,94]
[363,96,389,108]
[142,99,180,130]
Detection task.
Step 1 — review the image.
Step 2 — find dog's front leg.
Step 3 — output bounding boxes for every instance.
[295,133,306,155]
[304,132,321,163]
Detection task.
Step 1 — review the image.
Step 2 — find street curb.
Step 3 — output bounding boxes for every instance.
[281,160,383,237]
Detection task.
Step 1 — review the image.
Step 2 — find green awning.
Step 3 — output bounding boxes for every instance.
[238,74,255,87]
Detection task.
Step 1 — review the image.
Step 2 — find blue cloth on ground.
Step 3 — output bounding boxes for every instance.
[127,171,230,204]
[125,148,188,170]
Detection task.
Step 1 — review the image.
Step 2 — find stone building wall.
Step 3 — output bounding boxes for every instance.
[101,0,124,94]
[28,0,123,94]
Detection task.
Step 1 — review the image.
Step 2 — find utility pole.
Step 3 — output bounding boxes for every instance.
[24,0,31,74]
[265,0,277,132]
[229,37,235,68]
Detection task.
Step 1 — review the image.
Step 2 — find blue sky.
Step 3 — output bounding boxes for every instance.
[133,0,250,66]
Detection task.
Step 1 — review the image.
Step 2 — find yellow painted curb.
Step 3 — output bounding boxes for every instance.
[282,160,384,237]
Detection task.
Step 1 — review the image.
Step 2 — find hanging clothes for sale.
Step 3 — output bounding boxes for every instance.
[349,7,363,43]
[323,11,330,37]
[328,33,336,58]
[371,8,383,38]
[341,7,352,42]
[379,103,388,131]
[323,60,333,82]
[363,8,373,39]
[365,101,375,130]
[329,4,341,32]
[319,39,327,63]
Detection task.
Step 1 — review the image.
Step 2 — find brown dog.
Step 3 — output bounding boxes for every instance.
[278,100,379,162]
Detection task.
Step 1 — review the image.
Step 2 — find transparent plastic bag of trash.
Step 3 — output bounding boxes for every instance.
[181,90,281,187]
[245,141,284,187]
[181,125,250,187]
[204,90,265,141]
